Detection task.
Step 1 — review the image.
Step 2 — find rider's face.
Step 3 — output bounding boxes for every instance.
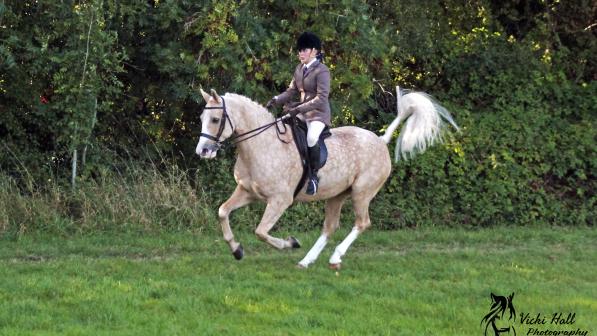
[298,48,317,64]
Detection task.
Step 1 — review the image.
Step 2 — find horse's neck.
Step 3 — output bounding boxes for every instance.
[227,97,289,163]
[231,102,274,132]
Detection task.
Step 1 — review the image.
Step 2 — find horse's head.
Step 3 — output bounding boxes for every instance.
[196,88,234,159]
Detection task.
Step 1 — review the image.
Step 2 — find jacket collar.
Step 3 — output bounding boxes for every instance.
[302,60,319,79]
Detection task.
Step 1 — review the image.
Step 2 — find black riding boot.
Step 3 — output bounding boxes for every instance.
[306,143,320,195]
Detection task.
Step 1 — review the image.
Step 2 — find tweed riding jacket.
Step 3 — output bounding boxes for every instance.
[275,60,331,126]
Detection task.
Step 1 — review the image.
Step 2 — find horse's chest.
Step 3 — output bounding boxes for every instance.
[234,157,299,199]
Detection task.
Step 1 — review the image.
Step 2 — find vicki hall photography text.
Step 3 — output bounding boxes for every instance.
[521,312,590,336]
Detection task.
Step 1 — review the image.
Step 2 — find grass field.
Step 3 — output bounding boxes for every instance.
[0,226,595,335]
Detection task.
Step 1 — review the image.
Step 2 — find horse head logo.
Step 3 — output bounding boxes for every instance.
[481,292,516,336]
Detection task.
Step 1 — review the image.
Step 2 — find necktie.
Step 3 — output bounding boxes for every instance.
[303,66,308,77]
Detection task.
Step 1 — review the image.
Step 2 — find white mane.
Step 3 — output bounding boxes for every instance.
[223,93,274,122]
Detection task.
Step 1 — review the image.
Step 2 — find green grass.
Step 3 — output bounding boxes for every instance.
[0,226,595,335]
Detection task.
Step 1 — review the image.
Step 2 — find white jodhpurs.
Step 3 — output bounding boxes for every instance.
[307,120,326,147]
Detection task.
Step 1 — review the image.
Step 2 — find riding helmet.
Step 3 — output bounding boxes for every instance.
[296,32,321,51]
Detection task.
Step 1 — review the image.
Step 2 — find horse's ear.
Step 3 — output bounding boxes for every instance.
[490,293,497,301]
[210,89,221,103]
[200,88,211,103]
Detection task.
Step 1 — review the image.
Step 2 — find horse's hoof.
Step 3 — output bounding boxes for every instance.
[296,263,307,269]
[288,236,301,249]
[232,244,244,260]
[329,263,341,271]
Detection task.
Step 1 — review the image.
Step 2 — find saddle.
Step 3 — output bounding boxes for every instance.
[283,117,331,197]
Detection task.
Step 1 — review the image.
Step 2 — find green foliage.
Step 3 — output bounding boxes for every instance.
[1,1,126,180]
[0,0,594,230]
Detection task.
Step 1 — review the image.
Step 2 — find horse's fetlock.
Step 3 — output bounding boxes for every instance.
[254,229,268,241]
[333,246,343,257]
[223,233,234,243]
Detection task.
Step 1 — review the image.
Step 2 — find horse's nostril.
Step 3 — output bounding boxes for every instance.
[201,148,209,156]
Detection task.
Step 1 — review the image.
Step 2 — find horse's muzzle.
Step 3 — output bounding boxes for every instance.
[196,143,219,159]
[198,148,217,159]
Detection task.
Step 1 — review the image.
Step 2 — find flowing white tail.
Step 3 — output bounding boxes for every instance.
[381,86,459,161]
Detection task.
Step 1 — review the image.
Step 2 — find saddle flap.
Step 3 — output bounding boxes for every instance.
[317,137,328,169]
[285,118,331,197]
[286,118,330,169]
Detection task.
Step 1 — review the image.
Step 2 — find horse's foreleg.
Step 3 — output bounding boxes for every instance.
[254,196,298,250]
[328,195,372,269]
[219,185,254,260]
[298,191,349,268]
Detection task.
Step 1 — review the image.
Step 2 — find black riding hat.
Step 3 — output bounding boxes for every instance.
[297,32,321,51]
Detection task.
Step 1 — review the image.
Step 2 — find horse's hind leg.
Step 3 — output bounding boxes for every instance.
[254,196,298,250]
[298,191,349,268]
[219,185,255,260]
[328,193,373,269]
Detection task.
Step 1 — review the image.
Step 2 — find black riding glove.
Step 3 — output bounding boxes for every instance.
[283,102,302,117]
[287,107,300,117]
[265,98,277,108]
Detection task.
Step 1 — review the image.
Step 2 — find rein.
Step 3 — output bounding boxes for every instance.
[200,97,290,151]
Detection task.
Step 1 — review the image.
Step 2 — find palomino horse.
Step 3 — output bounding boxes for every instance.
[196,87,458,269]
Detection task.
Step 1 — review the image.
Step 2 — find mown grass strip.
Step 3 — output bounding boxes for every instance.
[0,226,595,335]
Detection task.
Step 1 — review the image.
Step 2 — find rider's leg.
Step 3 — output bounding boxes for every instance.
[306,120,326,147]
[306,121,325,195]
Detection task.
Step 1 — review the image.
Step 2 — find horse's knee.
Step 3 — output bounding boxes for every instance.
[218,206,228,221]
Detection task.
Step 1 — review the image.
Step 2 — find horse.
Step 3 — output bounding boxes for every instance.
[195,87,458,269]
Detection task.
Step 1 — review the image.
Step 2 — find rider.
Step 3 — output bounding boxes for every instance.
[266,31,331,195]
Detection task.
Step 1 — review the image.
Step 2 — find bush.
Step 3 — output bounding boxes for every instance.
[1,1,594,233]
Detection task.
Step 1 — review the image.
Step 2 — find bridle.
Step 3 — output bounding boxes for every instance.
[199,97,289,151]
[200,97,235,144]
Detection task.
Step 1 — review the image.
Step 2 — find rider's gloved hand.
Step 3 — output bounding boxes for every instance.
[265,97,277,109]
[283,102,301,117]
[286,107,300,117]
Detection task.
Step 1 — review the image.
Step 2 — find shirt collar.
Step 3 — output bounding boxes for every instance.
[304,59,318,69]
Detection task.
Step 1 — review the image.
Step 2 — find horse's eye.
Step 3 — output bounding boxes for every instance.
[211,118,220,123]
